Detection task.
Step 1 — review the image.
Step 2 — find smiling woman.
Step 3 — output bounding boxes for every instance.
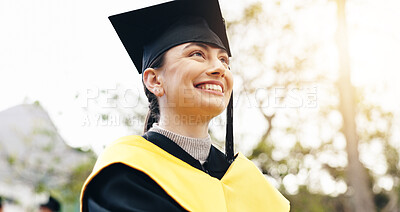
[143,42,233,130]
[80,0,290,211]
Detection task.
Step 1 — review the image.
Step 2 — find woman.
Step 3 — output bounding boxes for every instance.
[80,0,290,211]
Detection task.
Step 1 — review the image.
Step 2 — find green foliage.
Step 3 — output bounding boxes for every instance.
[286,186,349,212]
[384,145,399,176]
[244,2,263,22]
[228,0,400,211]
[249,138,274,160]
[33,100,41,107]
[6,154,16,166]
[30,150,98,211]
[56,152,96,203]
[35,180,47,193]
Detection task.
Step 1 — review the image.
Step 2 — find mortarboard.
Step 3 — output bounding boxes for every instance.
[40,196,60,212]
[108,0,231,73]
[109,0,235,162]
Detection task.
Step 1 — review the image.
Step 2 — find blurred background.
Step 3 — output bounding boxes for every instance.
[0,0,399,211]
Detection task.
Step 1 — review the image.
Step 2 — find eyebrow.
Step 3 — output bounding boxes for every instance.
[183,42,229,55]
[183,42,209,51]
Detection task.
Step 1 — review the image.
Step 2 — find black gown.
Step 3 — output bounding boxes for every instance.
[83,131,231,212]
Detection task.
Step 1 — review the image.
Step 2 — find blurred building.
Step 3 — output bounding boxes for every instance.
[0,103,92,211]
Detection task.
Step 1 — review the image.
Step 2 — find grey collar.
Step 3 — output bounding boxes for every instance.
[148,123,211,164]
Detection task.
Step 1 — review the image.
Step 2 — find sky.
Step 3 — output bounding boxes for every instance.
[0,0,249,154]
[1,0,399,155]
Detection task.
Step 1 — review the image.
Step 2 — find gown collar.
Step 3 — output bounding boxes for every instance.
[142,131,231,180]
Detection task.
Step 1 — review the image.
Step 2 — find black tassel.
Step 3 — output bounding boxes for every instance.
[225,91,234,163]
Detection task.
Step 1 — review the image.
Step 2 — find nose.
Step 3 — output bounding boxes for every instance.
[206,58,226,78]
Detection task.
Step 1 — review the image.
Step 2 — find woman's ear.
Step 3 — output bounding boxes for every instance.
[143,68,164,97]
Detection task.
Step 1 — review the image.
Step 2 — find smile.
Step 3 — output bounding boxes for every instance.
[197,84,223,93]
[194,80,225,96]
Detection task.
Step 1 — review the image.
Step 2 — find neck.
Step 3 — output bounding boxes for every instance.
[149,123,211,164]
[158,113,211,138]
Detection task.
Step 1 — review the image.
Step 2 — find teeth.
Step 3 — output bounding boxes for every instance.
[198,84,223,93]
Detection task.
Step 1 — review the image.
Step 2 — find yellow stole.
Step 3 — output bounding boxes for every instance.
[81,135,290,212]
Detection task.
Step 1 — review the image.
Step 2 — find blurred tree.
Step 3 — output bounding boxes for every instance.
[224,0,400,211]
[335,0,375,211]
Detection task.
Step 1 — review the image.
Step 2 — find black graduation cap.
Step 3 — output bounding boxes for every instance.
[40,196,60,212]
[109,0,235,162]
[109,0,231,73]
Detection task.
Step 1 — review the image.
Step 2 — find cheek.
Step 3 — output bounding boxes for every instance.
[163,72,192,97]
[226,73,234,92]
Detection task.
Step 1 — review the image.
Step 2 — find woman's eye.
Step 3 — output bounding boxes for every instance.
[219,57,229,65]
[190,51,204,58]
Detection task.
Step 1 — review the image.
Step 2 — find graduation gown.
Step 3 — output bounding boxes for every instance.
[80,132,290,212]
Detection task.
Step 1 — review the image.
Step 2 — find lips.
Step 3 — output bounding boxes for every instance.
[194,80,224,94]
[197,84,223,92]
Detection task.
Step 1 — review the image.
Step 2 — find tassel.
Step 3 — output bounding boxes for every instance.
[225,91,234,163]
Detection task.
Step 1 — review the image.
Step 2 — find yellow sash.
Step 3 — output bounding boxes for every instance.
[81,135,290,212]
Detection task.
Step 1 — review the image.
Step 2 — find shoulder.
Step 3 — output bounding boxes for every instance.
[93,135,162,171]
[81,135,192,211]
[85,163,162,197]
[83,163,186,212]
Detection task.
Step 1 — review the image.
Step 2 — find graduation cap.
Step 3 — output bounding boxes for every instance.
[40,196,60,212]
[109,0,235,162]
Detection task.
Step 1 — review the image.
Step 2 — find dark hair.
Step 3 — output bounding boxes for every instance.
[143,53,166,133]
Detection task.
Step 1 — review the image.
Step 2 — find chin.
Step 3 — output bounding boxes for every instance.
[176,91,230,118]
[198,100,227,117]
